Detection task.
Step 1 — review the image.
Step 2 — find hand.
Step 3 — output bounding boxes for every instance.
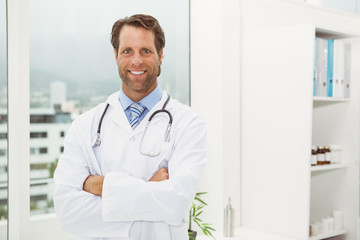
[83,175,104,196]
[149,168,169,182]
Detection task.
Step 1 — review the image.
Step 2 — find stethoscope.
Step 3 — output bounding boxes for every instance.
[92,95,173,157]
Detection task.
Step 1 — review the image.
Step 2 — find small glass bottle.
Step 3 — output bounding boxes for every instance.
[324,145,331,164]
[316,146,325,165]
[224,198,234,237]
[311,146,317,166]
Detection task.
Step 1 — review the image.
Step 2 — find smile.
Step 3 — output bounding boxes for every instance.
[129,70,146,75]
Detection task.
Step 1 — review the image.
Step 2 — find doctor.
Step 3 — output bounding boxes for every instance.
[53,14,207,240]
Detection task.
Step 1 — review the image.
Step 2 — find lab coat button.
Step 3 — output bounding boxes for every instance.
[130,136,136,142]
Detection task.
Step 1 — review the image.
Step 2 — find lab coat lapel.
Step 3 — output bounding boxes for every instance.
[106,92,133,133]
[132,91,170,135]
[105,91,172,136]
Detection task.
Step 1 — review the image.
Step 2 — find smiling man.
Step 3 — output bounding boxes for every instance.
[54,14,207,240]
[115,21,162,102]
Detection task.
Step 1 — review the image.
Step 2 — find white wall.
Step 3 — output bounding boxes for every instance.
[190,0,241,233]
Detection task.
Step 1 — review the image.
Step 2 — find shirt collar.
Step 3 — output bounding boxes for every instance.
[118,85,163,111]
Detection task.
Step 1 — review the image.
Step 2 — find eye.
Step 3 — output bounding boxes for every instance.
[122,49,132,54]
[142,49,151,54]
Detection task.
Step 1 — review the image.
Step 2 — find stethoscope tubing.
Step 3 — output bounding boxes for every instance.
[92,94,172,149]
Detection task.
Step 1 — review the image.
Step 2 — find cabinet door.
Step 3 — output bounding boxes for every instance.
[241,25,314,239]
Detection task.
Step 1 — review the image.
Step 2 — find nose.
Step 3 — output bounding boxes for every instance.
[131,52,143,66]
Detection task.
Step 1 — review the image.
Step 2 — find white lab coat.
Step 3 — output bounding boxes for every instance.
[53,91,207,240]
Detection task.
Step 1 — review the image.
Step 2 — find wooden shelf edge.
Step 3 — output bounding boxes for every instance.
[309,229,347,240]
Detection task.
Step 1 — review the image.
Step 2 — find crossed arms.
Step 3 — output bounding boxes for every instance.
[83,168,169,196]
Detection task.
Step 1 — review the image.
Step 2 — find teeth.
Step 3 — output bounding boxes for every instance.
[130,71,145,75]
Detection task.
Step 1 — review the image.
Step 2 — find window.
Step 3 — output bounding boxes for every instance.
[0,133,7,139]
[30,115,54,124]
[0,149,6,156]
[0,0,7,234]
[30,148,36,155]
[39,147,48,154]
[30,147,48,155]
[30,163,49,170]
[29,0,189,238]
[30,132,47,138]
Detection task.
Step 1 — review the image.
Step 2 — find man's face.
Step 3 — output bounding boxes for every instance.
[115,25,162,98]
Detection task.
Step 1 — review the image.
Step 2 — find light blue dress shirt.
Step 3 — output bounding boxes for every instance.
[118,85,163,125]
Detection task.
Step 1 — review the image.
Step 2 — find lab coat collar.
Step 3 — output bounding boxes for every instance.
[105,91,172,135]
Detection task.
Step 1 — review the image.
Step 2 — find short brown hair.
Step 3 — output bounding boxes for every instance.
[111,14,165,54]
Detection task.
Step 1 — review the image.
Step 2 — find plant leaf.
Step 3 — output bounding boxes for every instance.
[196,192,207,196]
[206,226,216,231]
[195,210,203,217]
[194,197,207,205]
[197,204,205,210]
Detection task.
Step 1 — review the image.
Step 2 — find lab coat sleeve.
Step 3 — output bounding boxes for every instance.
[102,115,207,225]
[53,120,132,238]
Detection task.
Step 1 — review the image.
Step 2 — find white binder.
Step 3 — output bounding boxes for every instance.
[333,40,345,98]
[315,37,328,97]
[343,43,351,98]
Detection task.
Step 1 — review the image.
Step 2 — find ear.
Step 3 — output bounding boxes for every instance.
[158,49,163,64]
[113,48,118,61]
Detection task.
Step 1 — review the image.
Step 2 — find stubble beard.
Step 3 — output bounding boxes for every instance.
[119,65,159,94]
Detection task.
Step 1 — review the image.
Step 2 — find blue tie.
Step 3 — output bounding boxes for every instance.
[130,102,145,129]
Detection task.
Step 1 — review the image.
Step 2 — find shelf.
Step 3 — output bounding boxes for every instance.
[309,229,347,240]
[311,163,348,172]
[316,28,356,39]
[197,227,302,240]
[313,96,350,102]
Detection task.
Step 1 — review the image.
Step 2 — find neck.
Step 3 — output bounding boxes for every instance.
[122,84,157,102]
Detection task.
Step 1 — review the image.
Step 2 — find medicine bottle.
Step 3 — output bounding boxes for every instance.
[316,146,325,165]
[324,146,331,164]
[311,146,317,166]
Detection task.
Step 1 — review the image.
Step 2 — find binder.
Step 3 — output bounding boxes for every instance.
[327,39,334,97]
[332,40,344,98]
[315,37,328,97]
[344,43,351,98]
[313,37,317,96]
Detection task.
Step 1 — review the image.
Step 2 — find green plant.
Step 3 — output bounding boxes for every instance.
[49,158,59,178]
[0,205,7,220]
[188,192,216,239]
[30,201,38,211]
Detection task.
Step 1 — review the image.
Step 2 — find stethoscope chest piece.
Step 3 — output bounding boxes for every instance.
[92,103,110,148]
[92,133,101,148]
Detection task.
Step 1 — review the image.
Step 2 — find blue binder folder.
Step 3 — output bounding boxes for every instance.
[327,39,334,97]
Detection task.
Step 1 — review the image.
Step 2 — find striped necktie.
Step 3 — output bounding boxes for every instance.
[129,102,145,129]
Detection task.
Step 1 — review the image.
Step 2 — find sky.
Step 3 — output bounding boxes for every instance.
[26,0,190,103]
[0,0,7,108]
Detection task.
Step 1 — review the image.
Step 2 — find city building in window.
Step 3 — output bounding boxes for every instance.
[0,108,72,215]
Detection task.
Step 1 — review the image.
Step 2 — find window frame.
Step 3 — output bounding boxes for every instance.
[7,0,31,238]
[6,0,197,239]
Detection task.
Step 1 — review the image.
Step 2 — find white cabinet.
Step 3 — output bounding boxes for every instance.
[240,0,360,239]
